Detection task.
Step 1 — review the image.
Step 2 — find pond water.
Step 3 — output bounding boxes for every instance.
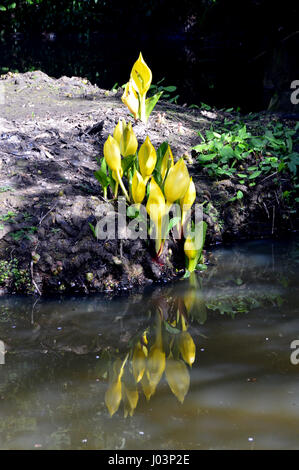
[0,236,298,450]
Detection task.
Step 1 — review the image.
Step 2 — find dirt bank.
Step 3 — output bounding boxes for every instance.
[0,71,297,296]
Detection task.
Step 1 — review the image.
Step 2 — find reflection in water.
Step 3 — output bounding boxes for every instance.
[0,237,298,449]
[104,274,200,417]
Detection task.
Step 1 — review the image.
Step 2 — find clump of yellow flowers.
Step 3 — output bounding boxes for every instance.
[121,52,162,123]
[94,118,207,273]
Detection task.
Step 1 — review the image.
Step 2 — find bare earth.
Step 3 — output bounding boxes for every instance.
[0,71,297,296]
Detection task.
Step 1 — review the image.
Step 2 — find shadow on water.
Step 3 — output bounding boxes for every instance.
[0,236,298,449]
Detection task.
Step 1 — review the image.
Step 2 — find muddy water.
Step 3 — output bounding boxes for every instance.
[0,236,298,450]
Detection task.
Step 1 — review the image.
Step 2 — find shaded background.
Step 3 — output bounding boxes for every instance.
[0,0,298,112]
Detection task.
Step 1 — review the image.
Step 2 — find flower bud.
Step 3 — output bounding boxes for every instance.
[138,136,157,181]
[164,158,190,204]
[103,135,121,172]
[132,170,146,205]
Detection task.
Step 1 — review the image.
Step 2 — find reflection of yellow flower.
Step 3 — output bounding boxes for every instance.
[165,353,190,403]
[141,372,156,401]
[178,331,196,367]
[121,121,138,157]
[138,136,157,182]
[146,178,166,255]
[104,355,128,417]
[147,343,166,388]
[130,52,152,97]
[132,341,148,383]
[123,383,139,418]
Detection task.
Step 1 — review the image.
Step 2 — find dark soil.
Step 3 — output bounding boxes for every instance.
[0,71,297,296]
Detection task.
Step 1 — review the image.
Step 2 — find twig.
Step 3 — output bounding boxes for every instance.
[260,172,278,184]
[30,260,42,296]
[39,202,58,226]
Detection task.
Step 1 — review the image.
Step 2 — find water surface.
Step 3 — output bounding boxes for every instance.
[0,236,298,450]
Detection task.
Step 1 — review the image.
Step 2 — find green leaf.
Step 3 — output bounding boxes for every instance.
[0,6,7,10]
[248,170,262,179]
[121,154,136,175]
[162,86,177,92]
[145,91,163,121]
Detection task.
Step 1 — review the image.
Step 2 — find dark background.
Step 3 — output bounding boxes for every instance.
[0,0,298,112]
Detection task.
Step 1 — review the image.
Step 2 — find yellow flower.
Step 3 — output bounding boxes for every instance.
[121,122,138,157]
[103,135,121,172]
[160,145,174,181]
[121,79,139,120]
[130,52,152,98]
[146,178,166,255]
[113,119,125,146]
[165,353,190,403]
[164,158,190,207]
[178,331,196,367]
[180,177,196,226]
[132,341,148,383]
[103,135,129,201]
[138,136,157,182]
[132,170,146,205]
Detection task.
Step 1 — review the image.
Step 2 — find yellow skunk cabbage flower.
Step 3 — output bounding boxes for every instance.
[180,177,196,227]
[132,341,148,383]
[121,79,139,120]
[104,135,121,172]
[160,145,174,181]
[113,119,125,146]
[138,136,157,183]
[103,134,129,201]
[164,158,190,210]
[165,353,190,403]
[132,170,146,206]
[178,331,196,367]
[131,52,152,97]
[121,121,138,157]
[146,178,166,255]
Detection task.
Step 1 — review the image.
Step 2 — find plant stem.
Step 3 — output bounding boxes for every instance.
[116,169,130,202]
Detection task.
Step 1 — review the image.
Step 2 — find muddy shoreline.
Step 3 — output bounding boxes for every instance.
[0,71,297,296]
